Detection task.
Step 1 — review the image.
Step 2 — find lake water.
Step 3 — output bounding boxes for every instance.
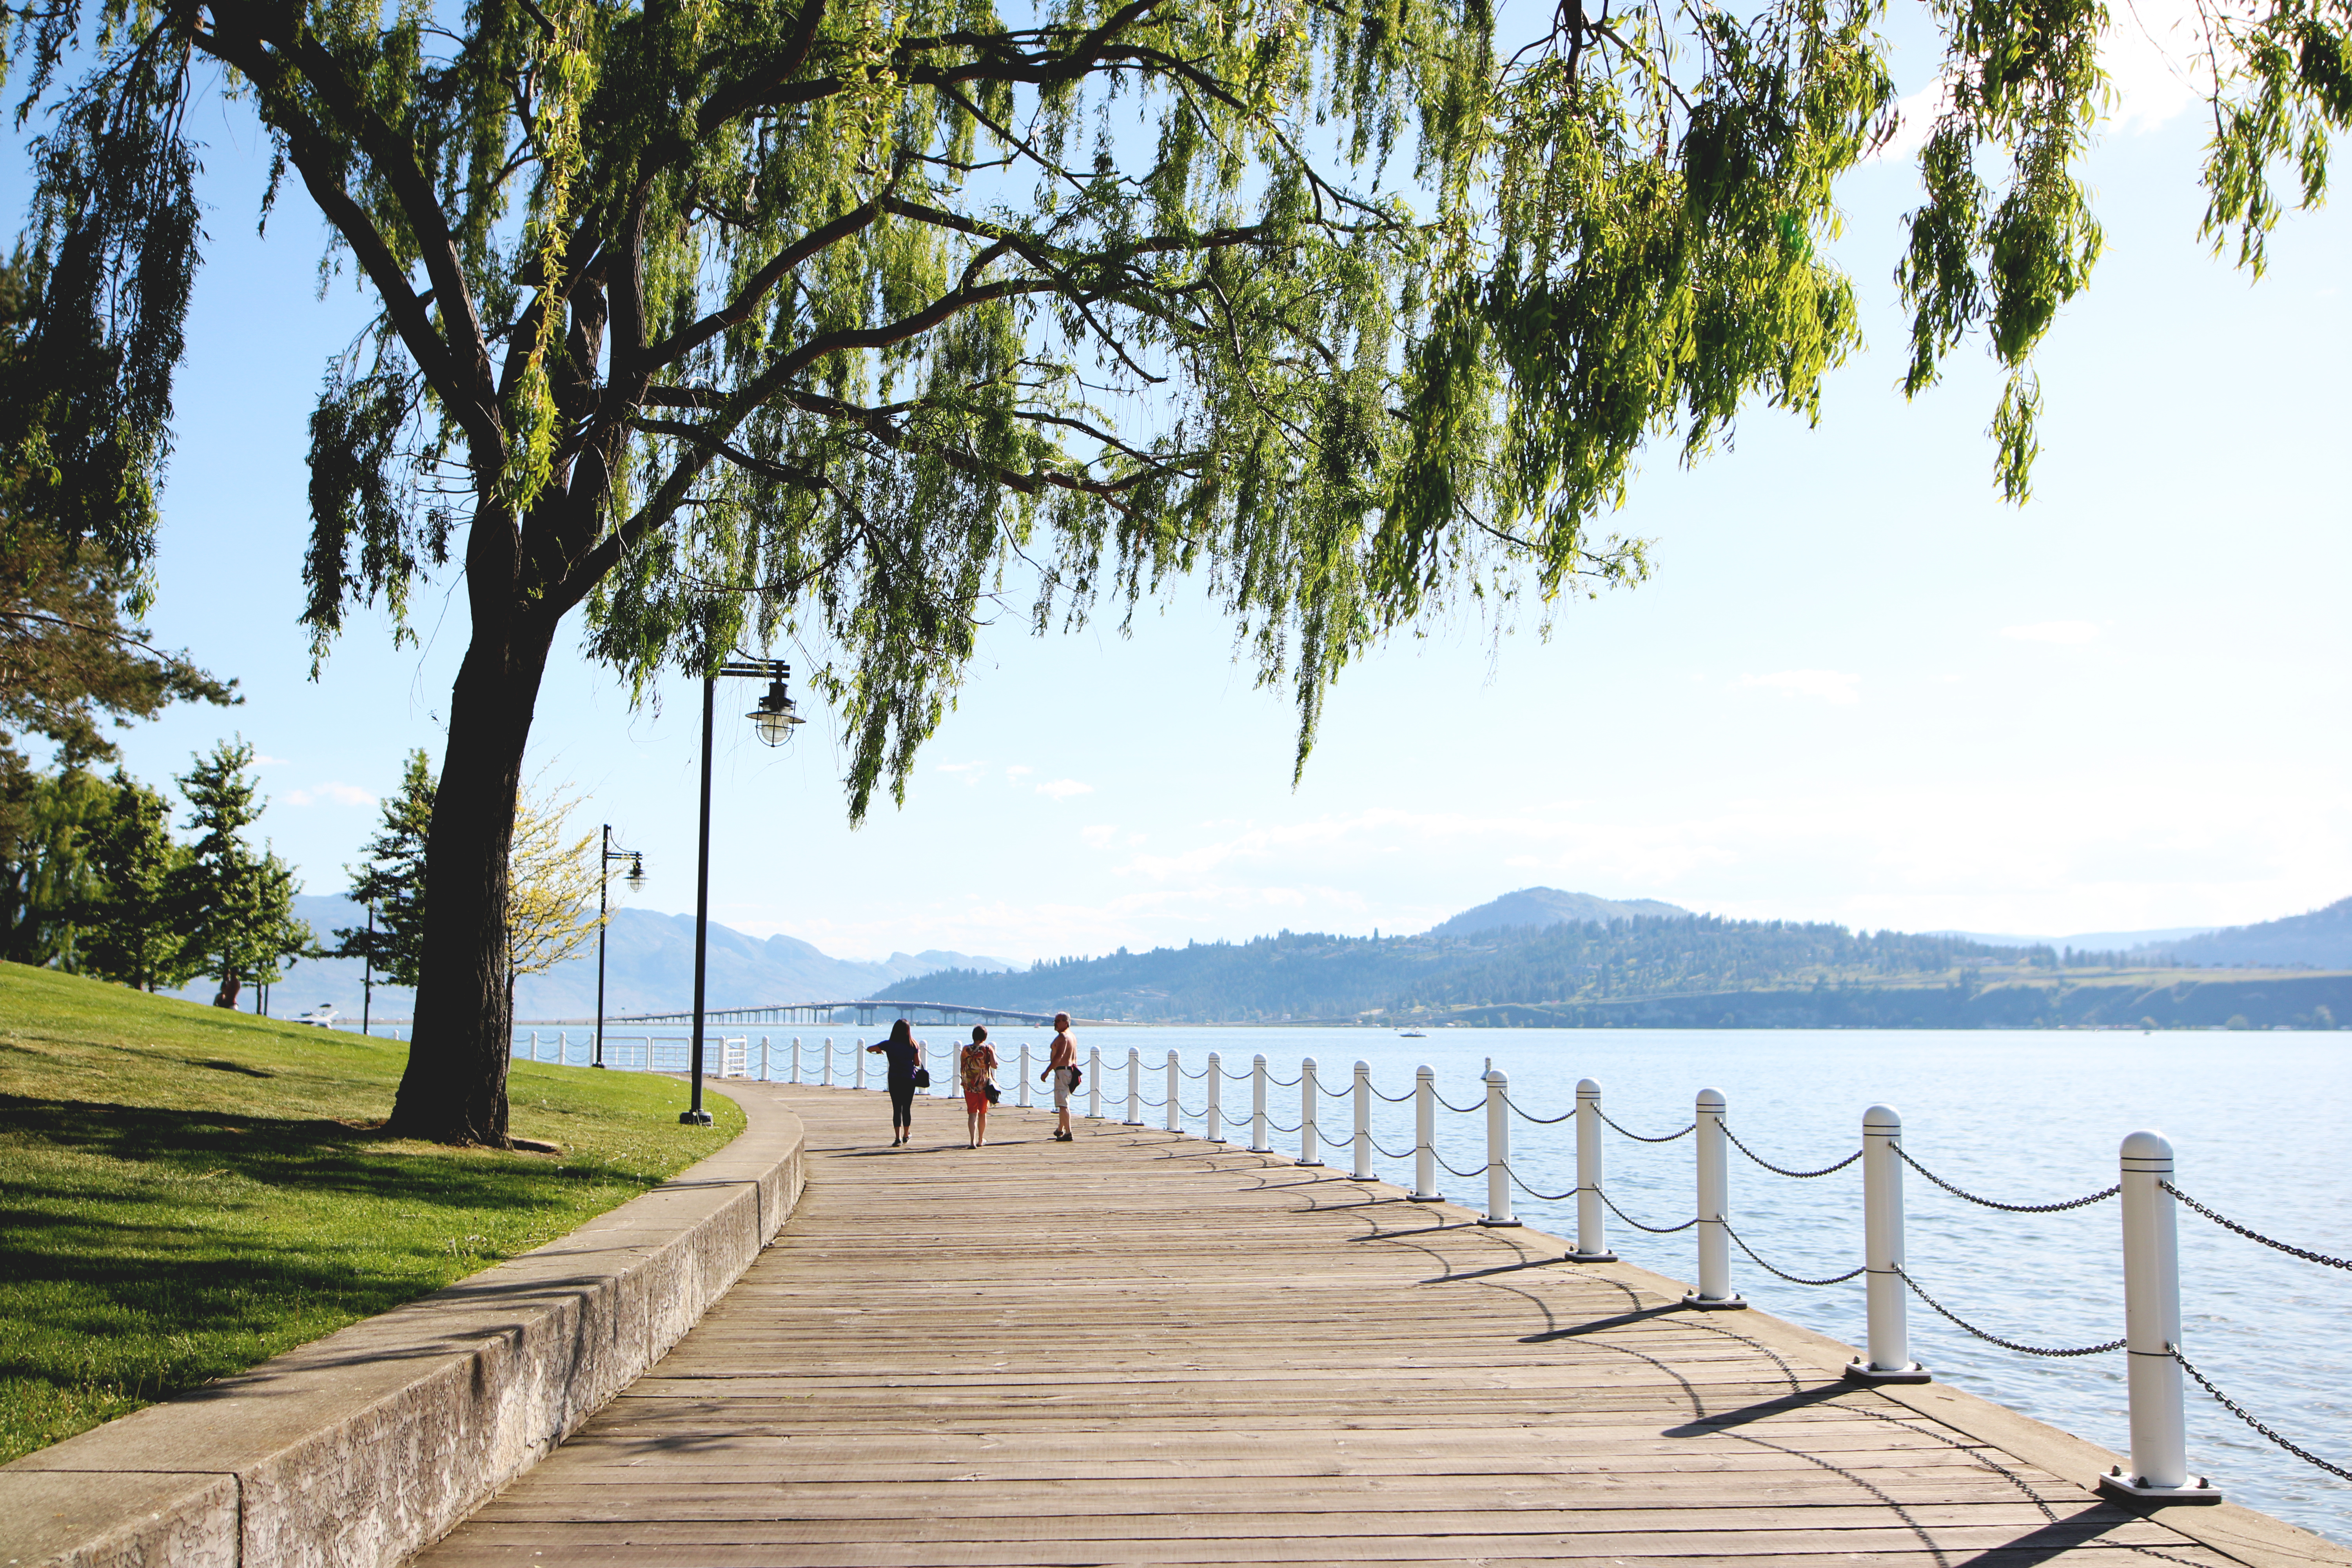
[842,1024,2350,1543]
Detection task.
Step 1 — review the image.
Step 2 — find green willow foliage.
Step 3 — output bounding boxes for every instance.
[3,0,2183,817]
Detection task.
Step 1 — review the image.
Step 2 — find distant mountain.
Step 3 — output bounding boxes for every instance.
[2149,897,2352,969]
[1935,926,2216,953]
[898,914,2028,1024]
[1424,887,1689,938]
[168,895,1013,1020]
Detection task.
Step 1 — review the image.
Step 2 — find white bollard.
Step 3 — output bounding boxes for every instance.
[1686,1088,1745,1308]
[528,1030,540,1062]
[1299,1057,1323,1167]
[791,1036,802,1083]
[1123,1046,1143,1125]
[1249,1054,1271,1153]
[1480,1066,1519,1226]
[1570,1079,1616,1261]
[1847,1105,1929,1382]
[1206,1051,1224,1143]
[1351,1061,1374,1181]
[2099,1131,2220,1501]
[759,1036,771,1081]
[1412,1065,1442,1201]
[1166,1052,1181,1133]
[1087,1046,1101,1119]
[558,1029,570,1063]
[822,1036,833,1087]
[1019,1043,1032,1107]
[855,1038,866,1091]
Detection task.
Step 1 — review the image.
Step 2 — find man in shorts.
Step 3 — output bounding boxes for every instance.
[1042,1012,1078,1142]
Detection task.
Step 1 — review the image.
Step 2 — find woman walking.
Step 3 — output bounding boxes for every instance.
[1041,1012,1077,1142]
[960,1024,1001,1148]
[867,1020,923,1145]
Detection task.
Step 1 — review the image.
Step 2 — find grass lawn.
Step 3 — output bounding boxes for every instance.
[0,960,745,1465]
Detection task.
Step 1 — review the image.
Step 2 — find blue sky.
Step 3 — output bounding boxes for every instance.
[11,5,2348,965]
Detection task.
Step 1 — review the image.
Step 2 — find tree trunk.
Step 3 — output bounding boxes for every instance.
[386,615,557,1144]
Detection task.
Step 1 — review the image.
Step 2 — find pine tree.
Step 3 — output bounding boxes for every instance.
[75,769,198,990]
[171,739,312,1009]
[332,749,432,987]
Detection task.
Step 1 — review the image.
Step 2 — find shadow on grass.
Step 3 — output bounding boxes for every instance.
[0,1093,671,1426]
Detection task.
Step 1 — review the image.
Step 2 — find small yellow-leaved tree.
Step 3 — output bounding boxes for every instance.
[507,783,601,995]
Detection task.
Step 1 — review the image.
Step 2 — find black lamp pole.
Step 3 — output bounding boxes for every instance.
[361,900,374,1038]
[595,825,644,1069]
[683,658,804,1127]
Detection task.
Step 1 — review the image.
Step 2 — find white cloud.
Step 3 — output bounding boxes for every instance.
[251,753,293,768]
[283,782,376,808]
[1005,765,1034,780]
[2002,620,2101,645]
[1734,670,1862,706]
[1080,824,1120,849]
[1037,779,1094,800]
[936,760,989,786]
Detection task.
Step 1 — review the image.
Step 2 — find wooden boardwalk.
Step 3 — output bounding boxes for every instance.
[416,1085,2332,1567]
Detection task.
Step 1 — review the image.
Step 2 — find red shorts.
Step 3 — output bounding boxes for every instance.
[964,1089,989,1111]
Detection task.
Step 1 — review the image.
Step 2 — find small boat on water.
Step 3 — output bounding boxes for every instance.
[1398,1029,1426,1038]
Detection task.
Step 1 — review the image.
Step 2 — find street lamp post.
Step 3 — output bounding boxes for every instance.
[361,900,374,1038]
[683,659,806,1126]
[594,826,646,1069]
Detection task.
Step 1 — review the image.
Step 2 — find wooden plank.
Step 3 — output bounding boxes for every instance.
[409,1090,2241,1568]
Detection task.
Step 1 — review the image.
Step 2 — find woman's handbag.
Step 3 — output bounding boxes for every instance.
[984,1081,1002,1105]
[912,1065,931,1089]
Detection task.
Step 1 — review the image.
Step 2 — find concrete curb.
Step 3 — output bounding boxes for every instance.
[0,1080,807,1568]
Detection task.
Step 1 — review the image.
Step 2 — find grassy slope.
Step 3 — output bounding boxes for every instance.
[0,960,745,1465]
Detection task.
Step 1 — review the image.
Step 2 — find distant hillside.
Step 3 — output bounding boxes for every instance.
[897,916,2043,1024]
[170,895,1012,1020]
[1425,887,1688,938]
[2146,897,2352,969]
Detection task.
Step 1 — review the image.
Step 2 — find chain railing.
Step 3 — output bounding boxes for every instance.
[756,1038,2340,1504]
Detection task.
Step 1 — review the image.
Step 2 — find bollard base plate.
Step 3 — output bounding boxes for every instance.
[1844,1357,1932,1385]
[2097,1468,2222,1504]
[677,1109,715,1127]
[1566,1250,1619,1263]
[1410,1192,1445,1203]
[1296,1159,1325,1168]
[1477,1216,1523,1227]
[1681,1292,1748,1310]
[1247,1146,1274,1154]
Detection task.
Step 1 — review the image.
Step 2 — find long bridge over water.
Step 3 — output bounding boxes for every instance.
[592,997,1077,1027]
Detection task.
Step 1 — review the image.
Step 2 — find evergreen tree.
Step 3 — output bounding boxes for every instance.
[171,739,312,1009]
[74,769,198,990]
[332,748,432,987]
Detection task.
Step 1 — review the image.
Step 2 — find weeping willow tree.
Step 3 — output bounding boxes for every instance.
[3,0,2337,1140]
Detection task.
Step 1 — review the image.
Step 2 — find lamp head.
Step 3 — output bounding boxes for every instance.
[625,854,647,889]
[749,675,805,747]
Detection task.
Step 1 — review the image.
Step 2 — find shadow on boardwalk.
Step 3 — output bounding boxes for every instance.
[415,1087,2290,1568]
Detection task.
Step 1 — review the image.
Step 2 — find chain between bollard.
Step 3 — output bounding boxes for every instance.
[1724,1125,1864,1179]
[2162,1181,2352,1271]
[1432,1089,1483,1114]
[1891,1264,2124,1357]
[1597,1187,1700,1234]
[1601,1111,1697,1142]
[1430,1148,1489,1179]
[1721,1222,1866,1286]
[1263,1116,1304,1134]
[2169,1344,2352,1483]
[1506,1169,1580,1203]
[1895,1147,2120,1212]
[1501,1091,1575,1125]
[1368,1136,1419,1160]
[1179,1064,1212,1080]
[1370,1084,1418,1103]
[1264,1072,1303,1088]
